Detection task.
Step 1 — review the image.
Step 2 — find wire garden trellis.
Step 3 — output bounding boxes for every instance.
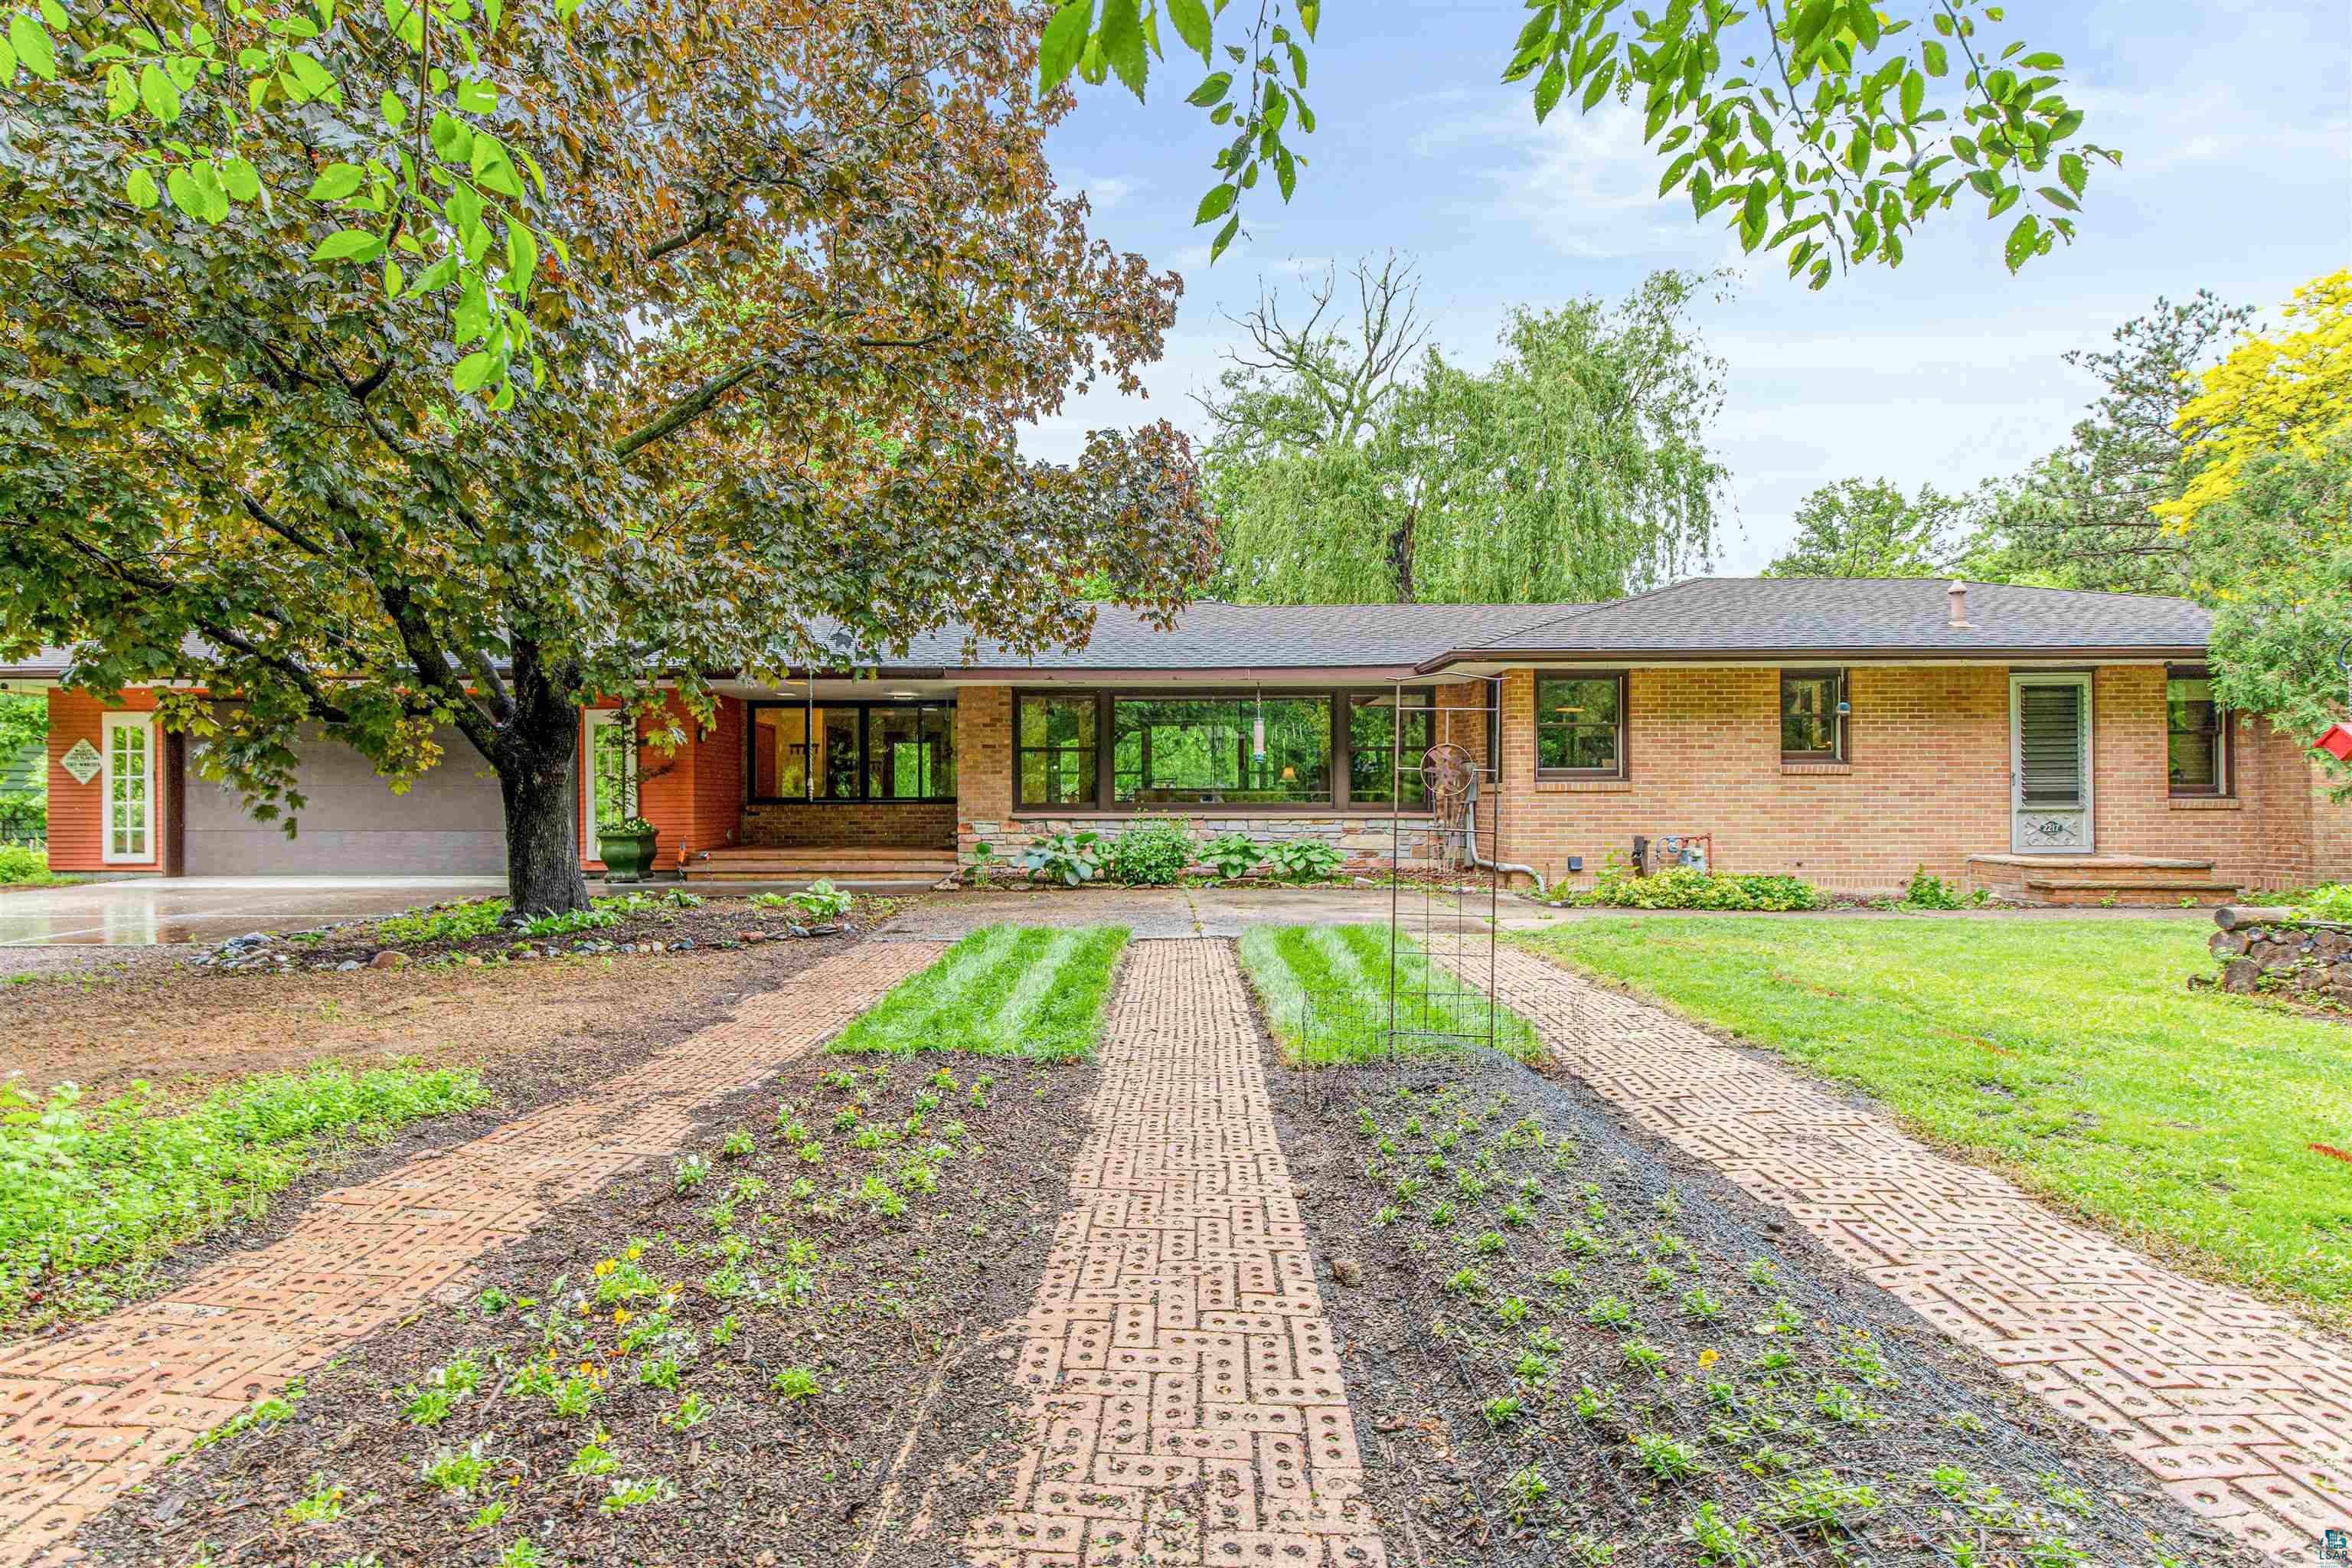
[1289,678,1522,1078]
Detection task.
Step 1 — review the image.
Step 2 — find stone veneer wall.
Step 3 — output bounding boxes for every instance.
[2206,917,2352,1004]
[965,812,1442,874]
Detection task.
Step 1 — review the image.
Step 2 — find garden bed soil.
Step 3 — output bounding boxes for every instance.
[74,1044,1099,1568]
[1260,1044,2260,1567]
[3,908,889,1102]
[6,934,873,1339]
[207,890,906,973]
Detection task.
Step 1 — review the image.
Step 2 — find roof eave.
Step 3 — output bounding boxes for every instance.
[1416,644,2211,674]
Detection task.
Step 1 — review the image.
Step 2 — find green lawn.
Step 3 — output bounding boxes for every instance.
[828,925,1129,1060]
[1239,923,1541,1067]
[1515,916,2352,1317]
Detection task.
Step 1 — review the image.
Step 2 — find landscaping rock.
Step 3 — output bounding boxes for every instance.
[368,950,407,971]
[1329,1257,1361,1286]
[806,924,841,937]
[336,960,361,973]
[742,930,771,944]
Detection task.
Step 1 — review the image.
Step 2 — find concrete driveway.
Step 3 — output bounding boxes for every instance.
[0,876,504,946]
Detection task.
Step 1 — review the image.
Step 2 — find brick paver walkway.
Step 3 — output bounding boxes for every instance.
[1471,946,2352,1563]
[969,940,1383,1568]
[0,942,941,1567]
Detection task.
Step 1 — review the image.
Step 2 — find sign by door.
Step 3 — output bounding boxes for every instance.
[59,738,101,786]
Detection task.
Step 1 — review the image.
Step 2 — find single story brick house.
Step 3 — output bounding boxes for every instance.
[11,578,2350,903]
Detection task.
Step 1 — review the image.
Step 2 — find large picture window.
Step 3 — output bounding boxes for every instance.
[1013,688,1455,813]
[1536,673,1626,778]
[1779,668,1847,762]
[1113,696,1331,806]
[2167,670,2230,796]
[749,701,955,803]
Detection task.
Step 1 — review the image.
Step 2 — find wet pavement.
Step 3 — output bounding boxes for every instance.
[0,877,504,946]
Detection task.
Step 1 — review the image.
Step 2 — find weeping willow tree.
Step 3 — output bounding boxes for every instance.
[1204,266,1727,604]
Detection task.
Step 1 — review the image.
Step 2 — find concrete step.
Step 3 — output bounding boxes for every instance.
[2021,877,2242,908]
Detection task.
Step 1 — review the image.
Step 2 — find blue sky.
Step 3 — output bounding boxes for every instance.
[1031,1,2351,574]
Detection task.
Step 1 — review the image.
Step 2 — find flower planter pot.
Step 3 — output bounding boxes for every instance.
[599,828,660,884]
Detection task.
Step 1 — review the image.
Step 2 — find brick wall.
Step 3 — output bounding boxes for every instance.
[741,801,954,848]
[1491,663,2348,897]
[587,694,747,874]
[44,688,162,874]
[956,686,1014,864]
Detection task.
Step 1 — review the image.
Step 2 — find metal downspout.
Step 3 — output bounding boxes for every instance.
[1459,775,1538,884]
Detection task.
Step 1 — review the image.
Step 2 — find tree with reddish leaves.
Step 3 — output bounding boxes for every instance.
[0,0,1214,911]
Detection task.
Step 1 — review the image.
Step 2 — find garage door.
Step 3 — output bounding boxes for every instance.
[183,725,509,876]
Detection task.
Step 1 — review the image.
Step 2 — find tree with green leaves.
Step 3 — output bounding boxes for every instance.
[1961,290,2254,593]
[1040,0,2113,274]
[1762,477,1968,578]
[0,0,1214,913]
[2196,440,2352,786]
[1205,266,1726,604]
[0,693,43,841]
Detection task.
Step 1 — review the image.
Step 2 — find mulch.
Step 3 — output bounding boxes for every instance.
[72,1044,1099,1568]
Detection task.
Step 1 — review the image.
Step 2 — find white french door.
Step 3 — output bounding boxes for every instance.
[101,712,156,864]
[2009,673,2093,853]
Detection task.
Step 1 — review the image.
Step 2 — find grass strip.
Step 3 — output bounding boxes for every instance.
[1515,915,2352,1317]
[0,1062,489,1333]
[1238,923,1542,1067]
[829,925,1130,1060]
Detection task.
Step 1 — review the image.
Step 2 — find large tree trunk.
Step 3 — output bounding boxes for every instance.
[1387,501,1418,603]
[491,642,591,915]
[499,740,589,915]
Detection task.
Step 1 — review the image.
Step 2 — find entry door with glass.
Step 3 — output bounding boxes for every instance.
[2009,673,2093,852]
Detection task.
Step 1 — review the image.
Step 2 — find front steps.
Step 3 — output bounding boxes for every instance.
[1965,853,2243,908]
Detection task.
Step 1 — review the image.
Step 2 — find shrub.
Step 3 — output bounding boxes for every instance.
[1573,864,1821,913]
[786,880,855,920]
[0,844,52,884]
[377,899,511,943]
[1903,864,1963,909]
[1263,838,1344,883]
[0,797,44,843]
[1021,831,1102,887]
[2290,883,2352,921]
[1102,817,1194,887]
[1200,831,1262,880]
[0,1064,488,1329]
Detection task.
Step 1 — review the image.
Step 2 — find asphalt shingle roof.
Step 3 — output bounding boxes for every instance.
[1433,577,2211,666]
[0,580,2216,682]
[840,602,1583,672]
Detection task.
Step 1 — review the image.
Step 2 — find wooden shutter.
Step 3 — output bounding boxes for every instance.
[2017,684,2084,805]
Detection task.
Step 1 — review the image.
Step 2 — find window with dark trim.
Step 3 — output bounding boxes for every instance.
[1011,688,1451,813]
[1015,694,1099,808]
[1535,673,1627,779]
[2167,668,2230,796]
[746,701,956,804]
[1347,691,1432,807]
[1779,668,1847,763]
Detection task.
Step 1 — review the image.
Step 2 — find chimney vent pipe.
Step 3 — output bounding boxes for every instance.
[1948,579,1973,629]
